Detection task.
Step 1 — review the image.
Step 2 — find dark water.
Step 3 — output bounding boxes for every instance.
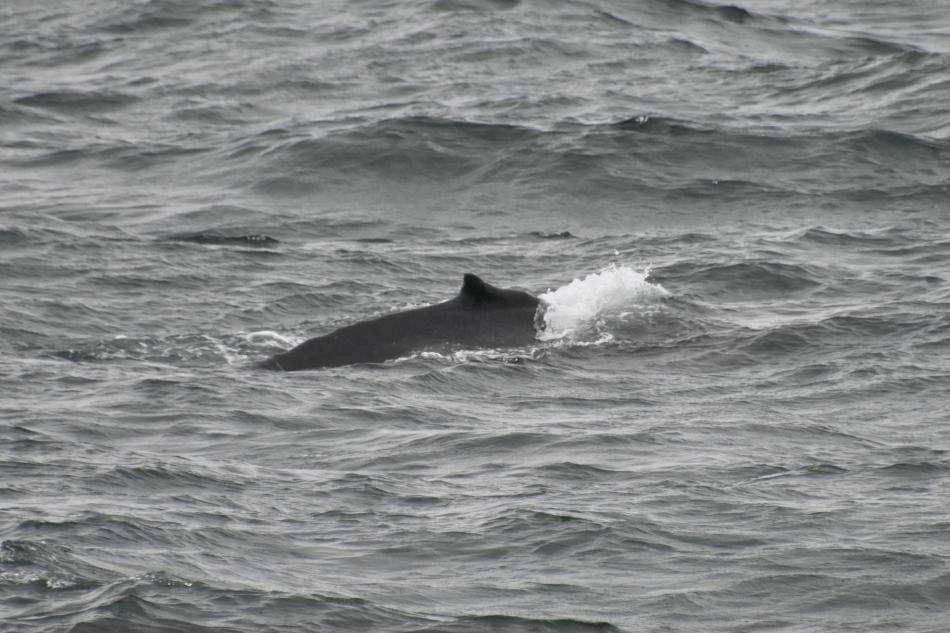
[3,0,950,631]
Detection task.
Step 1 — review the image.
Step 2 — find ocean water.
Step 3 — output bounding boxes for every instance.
[2,0,950,631]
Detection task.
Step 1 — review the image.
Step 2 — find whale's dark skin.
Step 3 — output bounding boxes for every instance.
[258,274,543,371]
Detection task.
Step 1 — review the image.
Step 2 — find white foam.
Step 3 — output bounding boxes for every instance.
[538,264,670,341]
[242,330,299,347]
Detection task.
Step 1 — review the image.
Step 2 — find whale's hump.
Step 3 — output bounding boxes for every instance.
[260,273,542,369]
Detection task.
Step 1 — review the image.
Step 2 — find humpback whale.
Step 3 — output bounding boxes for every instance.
[258,273,543,371]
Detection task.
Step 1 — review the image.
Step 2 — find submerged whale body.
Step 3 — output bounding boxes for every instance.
[258,274,543,371]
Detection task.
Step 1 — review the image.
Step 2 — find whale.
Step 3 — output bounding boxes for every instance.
[258,273,543,371]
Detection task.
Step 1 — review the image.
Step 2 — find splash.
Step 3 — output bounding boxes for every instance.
[538,264,670,341]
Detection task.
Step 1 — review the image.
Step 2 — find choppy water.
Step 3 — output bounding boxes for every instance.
[3,1,950,631]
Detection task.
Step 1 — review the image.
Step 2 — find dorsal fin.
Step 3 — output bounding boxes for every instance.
[460,273,498,304]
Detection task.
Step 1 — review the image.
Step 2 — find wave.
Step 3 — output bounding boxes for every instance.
[0,226,30,245]
[8,93,948,203]
[48,333,258,366]
[414,614,625,632]
[11,137,209,171]
[2,555,628,633]
[655,260,823,299]
[90,462,246,492]
[730,312,938,361]
[1,36,110,69]
[0,102,62,126]
[642,0,755,24]
[227,116,542,184]
[432,0,522,12]
[599,0,934,65]
[877,461,950,476]
[95,0,280,34]
[787,225,911,247]
[611,114,950,156]
[163,232,279,246]
[1,539,107,593]
[210,111,950,203]
[1,568,421,633]
[14,90,139,114]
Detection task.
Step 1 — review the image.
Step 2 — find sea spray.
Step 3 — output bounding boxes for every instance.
[538,264,670,341]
